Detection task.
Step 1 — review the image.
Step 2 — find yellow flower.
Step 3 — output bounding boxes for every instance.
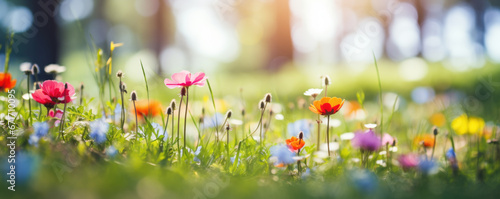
[451,114,485,135]
[430,113,446,127]
[110,41,123,52]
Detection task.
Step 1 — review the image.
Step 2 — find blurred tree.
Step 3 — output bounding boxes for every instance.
[267,0,293,72]
[151,0,174,75]
[25,0,60,81]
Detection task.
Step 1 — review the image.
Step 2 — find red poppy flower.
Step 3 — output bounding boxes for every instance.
[32,80,75,109]
[164,70,207,89]
[286,136,305,151]
[0,72,16,92]
[309,97,345,115]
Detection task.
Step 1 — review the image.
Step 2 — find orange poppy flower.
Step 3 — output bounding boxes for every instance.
[131,99,162,119]
[0,72,16,92]
[286,136,305,151]
[414,134,435,148]
[309,97,345,115]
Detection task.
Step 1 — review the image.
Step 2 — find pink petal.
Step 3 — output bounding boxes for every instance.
[192,72,206,83]
[193,81,206,87]
[164,79,182,89]
[42,80,64,98]
[184,73,192,86]
[32,89,54,105]
[49,110,55,117]
[171,71,190,83]
[64,82,75,96]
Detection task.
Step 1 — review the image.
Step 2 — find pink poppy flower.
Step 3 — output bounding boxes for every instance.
[164,70,207,89]
[398,154,419,170]
[381,133,396,146]
[49,109,64,127]
[32,80,76,108]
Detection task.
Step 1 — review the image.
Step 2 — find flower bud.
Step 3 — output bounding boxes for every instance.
[166,106,172,115]
[265,93,272,103]
[241,108,245,116]
[31,64,39,75]
[226,110,232,119]
[225,124,231,131]
[259,100,265,110]
[121,82,127,93]
[170,99,176,110]
[433,127,438,136]
[116,70,123,78]
[131,91,137,101]
[180,87,187,96]
[299,131,303,140]
[323,75,331,86]
[64,83,68,90]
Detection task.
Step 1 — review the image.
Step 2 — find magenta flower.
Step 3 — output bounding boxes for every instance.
[32,80,76,109]
[398,154,419,170]
[351,129,381,151]
[49,109,64,127]
[381,133,396,146]
[164,70,207,89]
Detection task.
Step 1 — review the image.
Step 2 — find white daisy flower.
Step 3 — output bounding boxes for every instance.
[304,88,323,98]
[44,64,66,74]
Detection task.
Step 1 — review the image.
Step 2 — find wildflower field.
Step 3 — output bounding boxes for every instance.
[2,41,500,199]
[2,1,500,199]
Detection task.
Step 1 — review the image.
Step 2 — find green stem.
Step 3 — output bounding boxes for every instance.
[373,53,383,136]
[431,133,437,160]
[59,102,68,141]
[26,74,32,127]
[133,101,138,134]
[317,115,321,151]
[327,115,331,157]
[171,108,175,147]
[183,87,189,151]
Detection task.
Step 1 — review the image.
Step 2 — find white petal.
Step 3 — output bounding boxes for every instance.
[340,132,355,140]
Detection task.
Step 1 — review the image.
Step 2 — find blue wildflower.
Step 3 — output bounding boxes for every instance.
[446,148,456,160]
[193,146,202,162]
[287,119,311,139]
[270,144,295,165]
[28,134,40,146]
[446,148,458,168]
[418,158,439,175]
[29,122,49,146]
[33,122,49,137]
[106,146,118,157]
[90,118,109,144]
[351,169,378,193]
[114,104,122,123]
[202,113,224,129]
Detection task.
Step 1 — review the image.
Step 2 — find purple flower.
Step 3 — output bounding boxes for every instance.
[351,129,381,151]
